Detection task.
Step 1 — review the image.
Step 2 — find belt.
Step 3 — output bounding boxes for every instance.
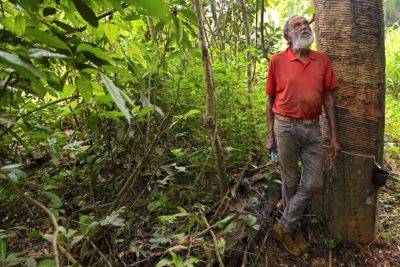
[275,114,320,126]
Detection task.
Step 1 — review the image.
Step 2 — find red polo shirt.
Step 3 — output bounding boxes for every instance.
[265,48,338,119]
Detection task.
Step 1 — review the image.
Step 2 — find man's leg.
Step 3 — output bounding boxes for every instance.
[279,124,323,233]
[274,120,300,230]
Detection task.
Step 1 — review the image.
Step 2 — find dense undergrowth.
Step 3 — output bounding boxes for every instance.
[0,0,399,266]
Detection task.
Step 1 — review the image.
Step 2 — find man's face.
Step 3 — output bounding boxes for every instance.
[285,16,314,50]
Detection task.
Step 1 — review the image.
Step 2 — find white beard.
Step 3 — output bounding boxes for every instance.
[292,32,314,50]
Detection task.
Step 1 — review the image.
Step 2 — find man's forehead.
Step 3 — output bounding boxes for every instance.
[289,16,308,25]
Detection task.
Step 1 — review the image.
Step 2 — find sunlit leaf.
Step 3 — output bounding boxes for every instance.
[126,42,147,67]
[0,51,47,95]
[171,148,185,157]
[72,0,98,28]
[76,76,93,103]
[173,17,183,45]
[0,51,46,79]
[303,6,315,15]
[103,22,118,43]
[125,0,169,20]
[180,9,198,24]
[99,73,131,122]
[14,15,26,35]
[62,84,76,98]
[28,48,68,59]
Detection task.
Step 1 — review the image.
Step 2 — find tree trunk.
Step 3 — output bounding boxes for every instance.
[239,0,253,93]
[209,0,218,28]
[313,0,386,243]
[193,0,229,198]
[260,0,266,58]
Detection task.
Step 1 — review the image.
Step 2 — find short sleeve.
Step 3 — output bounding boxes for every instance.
[266,59,276,96]
[323,56,339,91]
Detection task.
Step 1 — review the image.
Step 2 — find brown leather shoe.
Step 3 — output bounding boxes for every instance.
[293,228,308,253]
[271,224,301,256]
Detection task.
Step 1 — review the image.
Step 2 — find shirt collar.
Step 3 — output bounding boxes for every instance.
[286,47,317,61]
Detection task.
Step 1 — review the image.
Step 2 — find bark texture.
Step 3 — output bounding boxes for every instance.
[313,0,386,243]
[193,0,228,198]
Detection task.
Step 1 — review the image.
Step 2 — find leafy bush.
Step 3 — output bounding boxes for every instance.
[386,23,400,98]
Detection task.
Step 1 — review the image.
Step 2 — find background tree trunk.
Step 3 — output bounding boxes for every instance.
[239,0,253,93]
[313,0,386,243]
[260,0,266,58]
[193,0,229,198]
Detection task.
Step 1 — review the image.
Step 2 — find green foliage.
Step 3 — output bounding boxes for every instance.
[385,95,400,141]
[0,0,397,265]
[386,24,400,98]
[0,239,34,267]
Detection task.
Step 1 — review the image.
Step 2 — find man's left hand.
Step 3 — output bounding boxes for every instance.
[330,138,342,160]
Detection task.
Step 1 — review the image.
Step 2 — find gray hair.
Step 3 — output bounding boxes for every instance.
[283,15,301,34]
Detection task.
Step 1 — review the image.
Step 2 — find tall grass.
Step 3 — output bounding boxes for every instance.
[386,23,400,98]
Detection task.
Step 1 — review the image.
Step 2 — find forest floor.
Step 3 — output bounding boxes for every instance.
[1,155,400,267]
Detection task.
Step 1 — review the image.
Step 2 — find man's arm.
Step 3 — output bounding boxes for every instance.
[266,96,276,152]
[323,89,342,159]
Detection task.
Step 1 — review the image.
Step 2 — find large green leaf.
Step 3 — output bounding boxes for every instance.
[28,48,69,59]
[0,51,46,79]
[125,0,169,20]
[103,23,118,43]
[14,15,26,34]
[25,28,69,50]
[19,0,42,12]
[0,51,46,95]
[99,73,131,122]
[76,76,93,103]
[76,43,114,64]
[126,42,146,67]
[72,0,98,28]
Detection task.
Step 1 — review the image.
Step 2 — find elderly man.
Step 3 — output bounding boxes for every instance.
[265,15,341,256]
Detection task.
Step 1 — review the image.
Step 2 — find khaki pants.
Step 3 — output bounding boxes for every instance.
[274,119,323,233]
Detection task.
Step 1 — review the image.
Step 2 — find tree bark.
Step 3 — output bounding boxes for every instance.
[313,0,386,243]
[239,0,253,93]
[193,0,228,198]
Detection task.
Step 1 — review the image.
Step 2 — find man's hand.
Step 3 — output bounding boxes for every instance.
[266,135,276,153]
[330,137,342,160]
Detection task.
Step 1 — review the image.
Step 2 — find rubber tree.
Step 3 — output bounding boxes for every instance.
[312,0,386,243]
[193,0,229,198]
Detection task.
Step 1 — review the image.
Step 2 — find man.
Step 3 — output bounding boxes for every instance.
[265,15,341,256]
